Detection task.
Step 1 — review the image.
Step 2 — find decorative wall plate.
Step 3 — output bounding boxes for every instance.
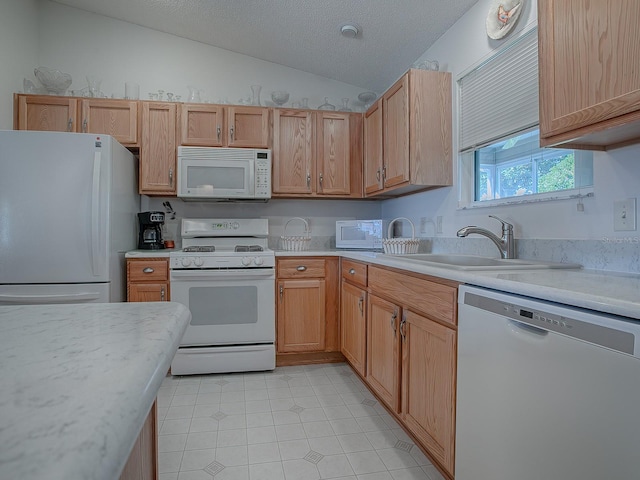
[486,0,525,40]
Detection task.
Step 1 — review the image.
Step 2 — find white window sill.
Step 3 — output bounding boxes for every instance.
[458,187,594,210]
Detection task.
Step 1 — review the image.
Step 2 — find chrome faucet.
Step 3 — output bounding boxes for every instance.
[456,215,516,259]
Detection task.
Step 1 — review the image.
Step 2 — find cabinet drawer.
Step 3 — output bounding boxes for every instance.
[341,259,368,287]
[277,258,326,278]
[368,265,457,326]
[128,260,169,282]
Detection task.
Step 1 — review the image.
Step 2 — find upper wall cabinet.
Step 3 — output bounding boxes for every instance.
[178,104,269,148]
[140,101,176,195]
[364,69,452,197]
[272,109,363,198]
[538,0,640,150]
[14,94,139,146]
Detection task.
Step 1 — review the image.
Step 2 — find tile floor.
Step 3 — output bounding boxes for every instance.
[157,362,446,480]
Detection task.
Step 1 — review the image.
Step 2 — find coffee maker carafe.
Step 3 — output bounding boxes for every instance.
[138,211,165,249]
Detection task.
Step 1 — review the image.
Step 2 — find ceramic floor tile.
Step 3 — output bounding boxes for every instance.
[390,466,431,480]
[184,431,217,451]
[158,363,446,480]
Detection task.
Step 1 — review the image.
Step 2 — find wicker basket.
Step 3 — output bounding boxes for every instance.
[280,217,311,251]
[383,217,420,254]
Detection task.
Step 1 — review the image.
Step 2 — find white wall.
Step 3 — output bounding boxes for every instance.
[33,1,366,110]
[382,0,640,241]
[0,0,39,130]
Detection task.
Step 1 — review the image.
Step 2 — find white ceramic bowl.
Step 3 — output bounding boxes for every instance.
[34,67,72,95]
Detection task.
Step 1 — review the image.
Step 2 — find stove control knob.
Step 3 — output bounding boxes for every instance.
[181,257,192,267]
[254,257,264,266]
[242,257,252,266]
[194,257,204,267]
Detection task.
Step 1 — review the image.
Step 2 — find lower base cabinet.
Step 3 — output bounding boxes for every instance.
[119,400,157,480]
[276,257,340,362]
[402,309,456,475]
[127,258,170,302]
[341,261,458,479]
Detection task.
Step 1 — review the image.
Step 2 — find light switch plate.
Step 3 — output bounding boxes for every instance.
[613,198,637,231]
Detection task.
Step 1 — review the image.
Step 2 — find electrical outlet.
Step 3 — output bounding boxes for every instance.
[613,198,637,231]
[436,216,443,234]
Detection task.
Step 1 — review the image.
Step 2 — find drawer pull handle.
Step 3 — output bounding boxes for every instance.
[296,266,307,272]
[143,267,154,273]
[349,268,356,275]
[400,315,407,341]
[161,287,165,301]
[358,295,364,314]
[391,310,398,334]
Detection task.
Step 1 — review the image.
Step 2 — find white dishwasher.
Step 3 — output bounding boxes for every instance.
[456,285,640,480]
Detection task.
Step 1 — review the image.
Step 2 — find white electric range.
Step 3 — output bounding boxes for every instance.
[170,218,275,375]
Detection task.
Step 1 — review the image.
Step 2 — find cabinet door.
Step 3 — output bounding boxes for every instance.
[539,0,640,145]
[277,279,326,352]
[226,106,270,148]
[316,112,351,195]
[140,102,177,195]
[128,283,169,302]
[272,109,314,195]
[81,99,138,145]
[366,294,401,412]
[364,100,384,195]
[341,281,367,376]
[17,95,77,132]
[401,309,456,476]
[179,104,224,146]
[383,75,410,188]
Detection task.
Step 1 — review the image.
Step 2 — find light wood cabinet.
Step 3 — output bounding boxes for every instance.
[80,99,139,145]
[127,258,170,302]
[364,69,452,197]
[120,400,158,480]
[272,110,363,198]
[363,99,384,195]
[538,0,640,149]
[366,264,458,478]
[14,94,139,146]
[276,257,339,357]
[178,104,269,147]
[340,259,368,377]
[401,309,456,475]
[366,293,401,412]
[140,102,177,195]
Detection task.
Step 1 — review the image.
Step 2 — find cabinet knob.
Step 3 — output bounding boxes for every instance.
[296,265,307,272]
[348,268,356,275]
[142,267,154,273]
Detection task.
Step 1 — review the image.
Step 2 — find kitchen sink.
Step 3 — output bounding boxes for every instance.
[388,253,581,270]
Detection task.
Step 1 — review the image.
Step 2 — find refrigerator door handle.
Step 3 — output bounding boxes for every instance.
[0,292,102,304]
[91,152,101,277]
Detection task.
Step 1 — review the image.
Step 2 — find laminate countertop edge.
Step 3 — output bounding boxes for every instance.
[0,301,191,480]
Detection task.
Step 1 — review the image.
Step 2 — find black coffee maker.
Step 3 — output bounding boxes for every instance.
[137,211,165,249]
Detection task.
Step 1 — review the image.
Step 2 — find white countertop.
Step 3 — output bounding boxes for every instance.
[0,301,191,480]
[125,249,175,258]
[275,250,640,320]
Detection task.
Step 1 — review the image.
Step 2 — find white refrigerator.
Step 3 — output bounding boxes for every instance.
[0,130,139,304]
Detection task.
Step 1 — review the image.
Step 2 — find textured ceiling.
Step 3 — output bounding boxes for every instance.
[49,0,479,92]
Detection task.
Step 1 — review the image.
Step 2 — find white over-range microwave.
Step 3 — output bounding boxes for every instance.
[336,219,386,250]
[177,146,271,201]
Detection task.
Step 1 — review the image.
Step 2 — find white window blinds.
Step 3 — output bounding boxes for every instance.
[458,27,539,152]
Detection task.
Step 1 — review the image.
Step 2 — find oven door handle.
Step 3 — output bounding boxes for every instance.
[170,269,275,281]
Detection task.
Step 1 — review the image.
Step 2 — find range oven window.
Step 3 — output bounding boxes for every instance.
[188,285,258,326]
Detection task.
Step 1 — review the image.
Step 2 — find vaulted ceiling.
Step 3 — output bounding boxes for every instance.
[50,0,479,92]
